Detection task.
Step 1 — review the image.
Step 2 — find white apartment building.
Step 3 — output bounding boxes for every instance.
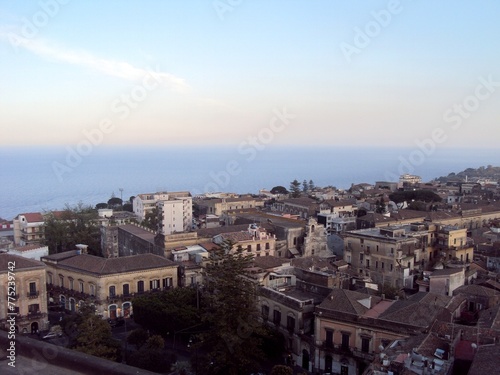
[133,191,193,234]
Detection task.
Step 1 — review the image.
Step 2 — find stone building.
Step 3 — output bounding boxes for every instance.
[302,218,329,258]
[0,253,48,333]
[41,250,178,319]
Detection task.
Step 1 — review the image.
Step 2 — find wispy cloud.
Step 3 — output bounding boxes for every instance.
[0,34,190,92]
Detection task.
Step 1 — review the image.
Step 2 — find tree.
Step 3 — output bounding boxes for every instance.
[107,197,123,207]
[72,302,121,361]
[289,179,301,198]
[122,203,133,212]
[127,328,149,350]
[95,202,108,209]
[375,199,386,214]
[44,203,101,255]
[308,179,315,191]
[302,179,308,192]
[270,186,289,195]
[143,207,159,231]
[197,241,265,375]
[132,287,201,337]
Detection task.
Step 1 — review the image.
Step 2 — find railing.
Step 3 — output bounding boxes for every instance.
[322,342,352,355]
[27,291,39,299]
[352,349,375,361]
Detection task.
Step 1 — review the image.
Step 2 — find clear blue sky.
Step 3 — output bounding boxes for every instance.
[1,0,499,147]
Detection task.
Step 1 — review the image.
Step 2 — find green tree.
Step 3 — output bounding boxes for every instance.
[289,179,301,198]
[302,179,308,192]
[197,241,265,375]
[122,203,133,212]
[308,179,315,191]
[132,287,201,337]
[143,207,159,231]
[95,202,108,209]
[72,303,121,361]
[127,328,149,350]
[375,199,386,214]
[270,186,289,195]
[44,203,101,255]
[107,197,123,207]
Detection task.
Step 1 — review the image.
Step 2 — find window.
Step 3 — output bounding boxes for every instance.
[257,244,261,251]
[59,276,64,288]
[109,286,116,298]
[29,282,37,296]
[325,329,334,348]
[150,279,160,290]
[265,243,270,250]
[123,284,130,296]
[341,333,350,350]
[28,304,39,314]
[90,284,95,296]
[247,245,252,252]
[366,259,370,268]
[360,253,364,261]
[261,305,269,320]
[287,315,295,332]
[162,278,173,288]
[381,262,385,270]
[361,337,370,353]
[273,310,281,325]
[47,273,53,285]
[79,281,84,293]
[390,264,393,271]
[137,280,144,293]
[69,278,74,290]
[376,261,378,269]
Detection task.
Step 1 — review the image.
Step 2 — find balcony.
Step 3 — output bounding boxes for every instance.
[322,342,352,355]
[27,291,39,299]
[352,348,375,361]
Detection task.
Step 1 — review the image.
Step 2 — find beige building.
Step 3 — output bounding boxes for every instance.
[197,196,265,216]
[301,218,329,258]
[0,253,48,333]
[212,224,277,258]
[344,223,474,289]
[41,250,178,319]
[13,212,45,246]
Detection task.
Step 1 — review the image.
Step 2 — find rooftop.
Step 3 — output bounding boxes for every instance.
[0,253,46,272]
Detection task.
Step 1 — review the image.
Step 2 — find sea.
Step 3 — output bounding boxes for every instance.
[1,145,499,221]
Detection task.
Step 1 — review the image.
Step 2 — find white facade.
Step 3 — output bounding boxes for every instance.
[9,244,49,261]
[134,191,193,234]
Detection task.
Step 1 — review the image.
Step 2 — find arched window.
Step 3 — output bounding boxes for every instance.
[109,304,117,319]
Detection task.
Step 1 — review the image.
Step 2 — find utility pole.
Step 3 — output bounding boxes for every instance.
[119,188,124,203]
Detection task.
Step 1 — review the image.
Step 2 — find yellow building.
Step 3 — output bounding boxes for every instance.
[41,250,178,319]
[0,253,48,333]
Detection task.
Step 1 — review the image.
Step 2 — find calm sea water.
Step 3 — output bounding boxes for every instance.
[1,145,498,220]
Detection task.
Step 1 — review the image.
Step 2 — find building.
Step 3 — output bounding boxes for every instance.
[8,244,49,261]
[301,218,329,258]
[13,212,45,246]
[272,197,320,219]
[313,290,452,375]
[399,174,422,188]
[41,250,178,319]
[0,253,48,334]
[212,224,277,257]
[133,191,193,234]
[196,196,265,216]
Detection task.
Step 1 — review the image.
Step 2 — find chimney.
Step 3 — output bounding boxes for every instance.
[75,244,88,254]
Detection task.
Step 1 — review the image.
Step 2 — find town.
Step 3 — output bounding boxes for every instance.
[1,169,500,375]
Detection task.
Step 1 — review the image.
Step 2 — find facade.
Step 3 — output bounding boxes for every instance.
[301,218,329,258]
[13,212,45,246]
[0,253,48,333]
[272,198,319,219]
[212,224,277,257]
[196,196,265,216]
[9,244,49,261]
[41,250,178,319]
[314,290,452,375]
[429,268,466,296]
[133,191,193,234]
[344,223,475,289]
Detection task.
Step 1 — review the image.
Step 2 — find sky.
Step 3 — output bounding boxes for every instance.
[1,0,499,148]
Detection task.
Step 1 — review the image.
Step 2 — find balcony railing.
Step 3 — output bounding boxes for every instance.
[352,349,375,361]
[27,291,39,299]
[322,342,352,355]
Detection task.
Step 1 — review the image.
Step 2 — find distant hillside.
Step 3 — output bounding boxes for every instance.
[436,165,500,182]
